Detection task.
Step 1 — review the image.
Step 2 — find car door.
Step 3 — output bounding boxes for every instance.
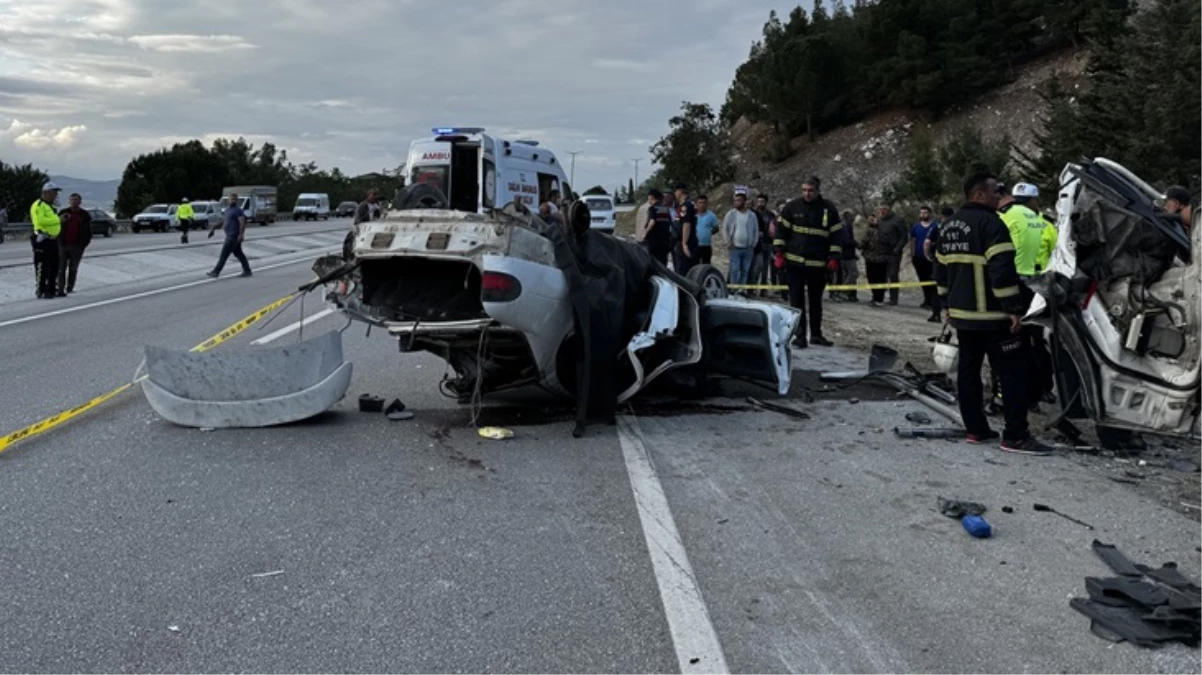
[700,299,802,395]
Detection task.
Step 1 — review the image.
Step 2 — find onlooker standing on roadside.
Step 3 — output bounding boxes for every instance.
[875,204,907,305]
[910,206,938,311]
[724,189,758,286]
[354,188,381,226]
[30,181,62,299]
[694,194,719,265]
[56,192,92,295]
[633,191,652,244]
[749,195,775,295]
[861,205,903,307]
[672,184,697,274]
[835,209,860,302]
[177,198,194,244]
[206,193,252,278]
[642,189,674,266]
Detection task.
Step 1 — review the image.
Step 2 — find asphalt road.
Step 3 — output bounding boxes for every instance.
[0,257,1199,673]
[0,218,350,268]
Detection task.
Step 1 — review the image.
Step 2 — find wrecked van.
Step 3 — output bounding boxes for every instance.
[311,132,799,429]
[1029,158,1199,441]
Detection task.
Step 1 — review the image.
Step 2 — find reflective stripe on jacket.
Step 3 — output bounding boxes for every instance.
[932,203,1026,331]
[773,196,841,268]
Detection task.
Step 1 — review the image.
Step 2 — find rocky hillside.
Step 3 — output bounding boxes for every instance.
[725,48,1088,214]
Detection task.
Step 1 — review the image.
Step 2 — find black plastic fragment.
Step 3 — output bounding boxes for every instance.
[1086,577,1169,611]
[1092,540,1144,577]
[1070,598,1195,647]
[1137,562,1202,595]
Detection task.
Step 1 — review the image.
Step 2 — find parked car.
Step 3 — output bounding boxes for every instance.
[89,209,117,237]
[132,204,177,233]
[336,201,358,218]
[583,194,617,233]
[180,201,221,229]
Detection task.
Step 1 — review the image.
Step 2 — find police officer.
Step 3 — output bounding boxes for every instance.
[672,183,697,274]
[997,182,1057,409]
[30,181,62,299]
[933,171,1051,455]
[642,189,674,266]
[773,177,841,348]
[177,198,194,244]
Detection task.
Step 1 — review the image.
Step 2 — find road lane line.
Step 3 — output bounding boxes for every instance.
[0,253,322,329]
[616,415,730,675]
[0,293,296,454]
[251,308,335,345]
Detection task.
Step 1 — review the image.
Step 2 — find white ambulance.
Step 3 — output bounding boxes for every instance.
[405,127,571,214]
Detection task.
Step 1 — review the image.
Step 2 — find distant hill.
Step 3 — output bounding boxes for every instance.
[50,175,120,213]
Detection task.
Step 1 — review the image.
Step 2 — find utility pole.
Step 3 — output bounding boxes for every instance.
[631,158,642,190]
[566,151,583,191]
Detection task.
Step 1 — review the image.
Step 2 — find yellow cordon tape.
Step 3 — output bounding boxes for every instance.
[729,281,935,291]
[0,293,297,455]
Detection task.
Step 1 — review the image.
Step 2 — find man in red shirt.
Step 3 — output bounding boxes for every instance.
[56,192,93,295]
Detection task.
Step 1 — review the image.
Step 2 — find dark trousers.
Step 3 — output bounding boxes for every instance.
[212,237,251,275]
[866,261,888,303]
[958,327,1030,442]
[913,257,936,307]
[673,242,695,275]
[643,243,670,267]
[57,243,83,293]
[179,217,192,243]
[786,265,828,339]
[696,245,713,265]
[885,254,902,303]
[32,235,59,297]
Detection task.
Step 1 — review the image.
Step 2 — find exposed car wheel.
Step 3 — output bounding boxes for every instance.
[686,264,728,300]
[105,224,114,238]
[132,224,141,233]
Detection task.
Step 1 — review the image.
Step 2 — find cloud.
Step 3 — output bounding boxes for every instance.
[126,34,256,52]
[0,0,781,183]
[10,122,88,150]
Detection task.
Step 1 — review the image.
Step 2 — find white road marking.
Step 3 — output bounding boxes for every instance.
[251,308,335,345]
[616,415,730,675]
[0,254,322,329]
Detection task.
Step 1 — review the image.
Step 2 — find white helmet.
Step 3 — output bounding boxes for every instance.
[931,325,959,374]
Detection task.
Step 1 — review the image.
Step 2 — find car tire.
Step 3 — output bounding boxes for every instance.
[132,224,140,233]
[686,264,728,300]
[105,224,114,238]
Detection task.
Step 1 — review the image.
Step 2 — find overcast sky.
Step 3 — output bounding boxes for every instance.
[0,0,788,189]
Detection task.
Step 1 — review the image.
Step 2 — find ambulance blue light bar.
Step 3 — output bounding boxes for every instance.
[432,127,485,135]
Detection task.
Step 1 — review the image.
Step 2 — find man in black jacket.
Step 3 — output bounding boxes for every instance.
[933,171,1051,455]
[774,177,841,348]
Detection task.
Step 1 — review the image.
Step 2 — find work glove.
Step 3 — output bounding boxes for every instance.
[826,259,839,272]
[773,251,785,270]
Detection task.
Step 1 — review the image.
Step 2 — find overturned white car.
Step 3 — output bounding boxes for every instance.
[1028,158,1199,441]
[312,183,799,433]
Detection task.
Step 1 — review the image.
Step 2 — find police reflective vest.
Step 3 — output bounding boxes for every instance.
[773,196,842,267]
[932,203,1026,331]
[177,203,194,220]
[30,199,61,237]
[998,202,1055,276]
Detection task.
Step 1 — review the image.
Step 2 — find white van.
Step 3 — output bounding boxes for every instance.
[406,127,571,215]
[293,193,331,220]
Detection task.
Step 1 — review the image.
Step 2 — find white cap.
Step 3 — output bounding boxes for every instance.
[1012,182,1039,198]
[42,181,61,192]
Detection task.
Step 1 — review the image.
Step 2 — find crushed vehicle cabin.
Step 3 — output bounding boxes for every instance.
[311,127,800,431]
[1025,158,1199,442]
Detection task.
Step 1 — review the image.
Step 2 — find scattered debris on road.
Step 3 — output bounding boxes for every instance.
[746,397,810,420]
[938,497,987,519]
[961,515,993,539]
[1033,503,1095,530]
[905,411,933,425]
[1070,540,1200,647]
[251,570,285,578]
[167,625,181,633]
[478,427,514,440]
[359,394,385,413]
[895,427,965,439]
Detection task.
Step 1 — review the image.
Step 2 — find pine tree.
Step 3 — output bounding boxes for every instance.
[894,126,944,202]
